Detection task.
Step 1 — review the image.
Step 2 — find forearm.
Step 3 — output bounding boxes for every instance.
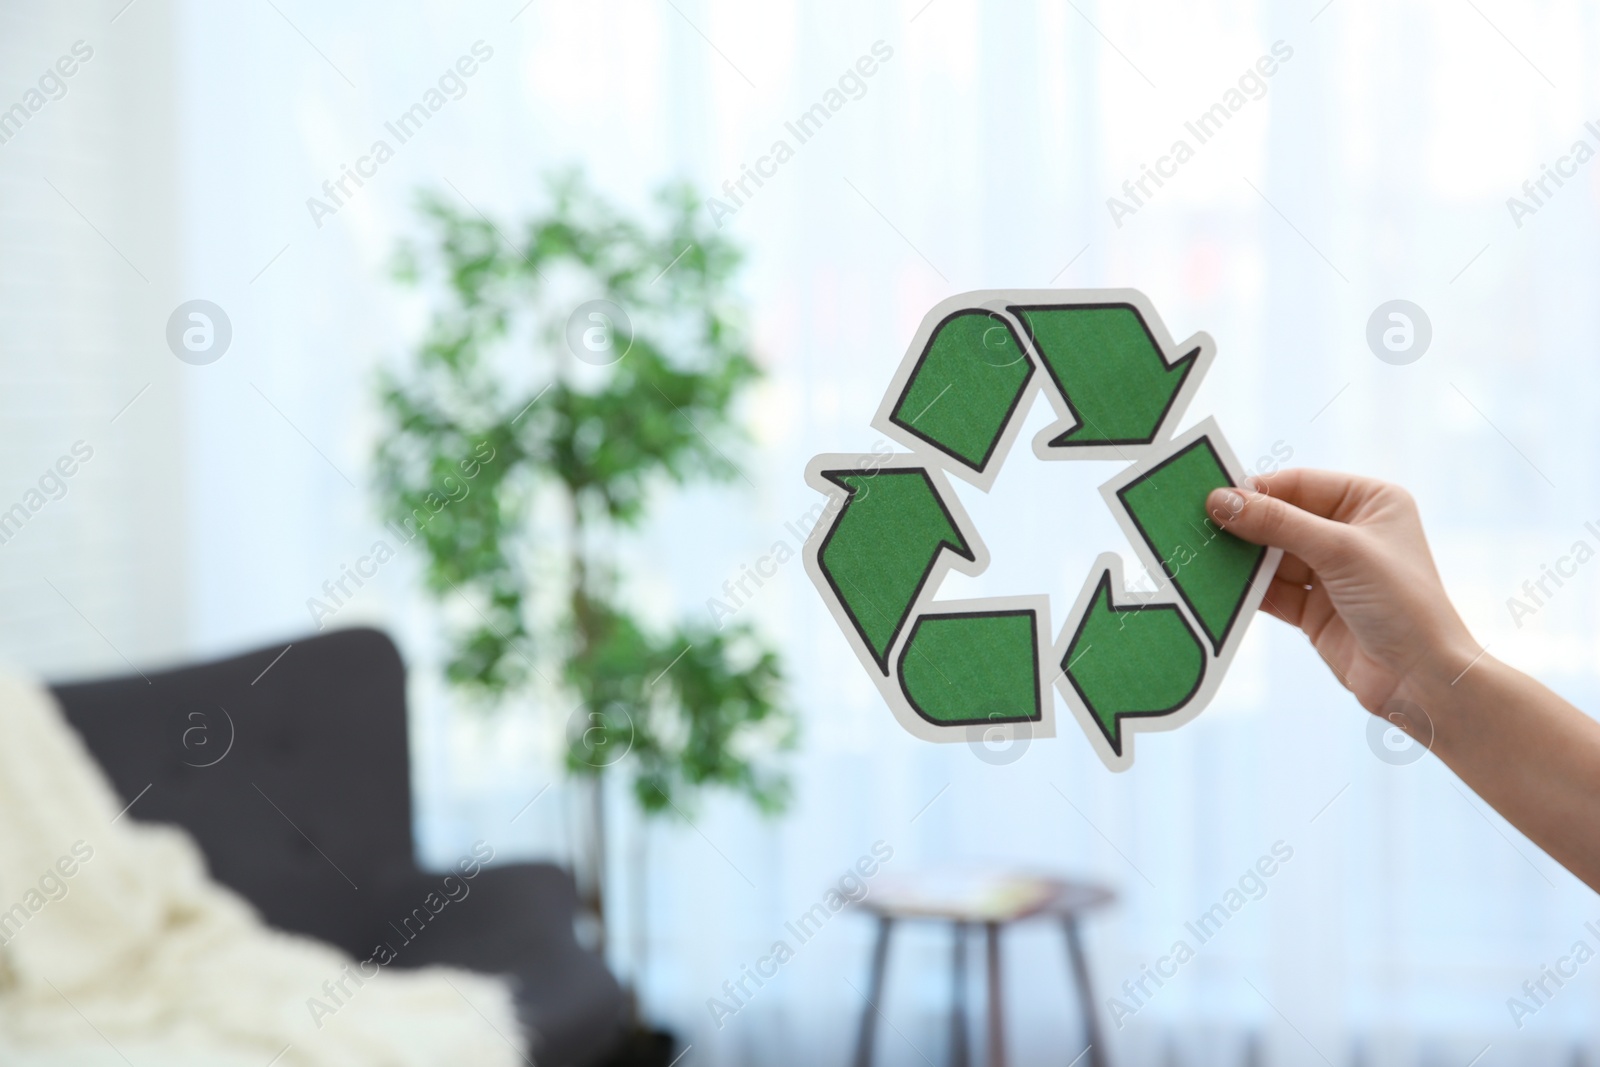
[1208,470,1600,889]
[1413,652,1600,891]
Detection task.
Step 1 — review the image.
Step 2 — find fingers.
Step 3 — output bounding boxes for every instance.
[1261,574,1308,627]
[1260,576,1343,659]
[1246,468,1385,522]
[1207,483,1355,573]
[1275,552,1313,587]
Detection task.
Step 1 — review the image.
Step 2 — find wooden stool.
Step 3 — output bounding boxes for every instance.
[851,871,1114,1067]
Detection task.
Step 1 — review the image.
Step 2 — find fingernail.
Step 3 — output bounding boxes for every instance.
[1213,488,1244,516]
[1242,475,1261,492]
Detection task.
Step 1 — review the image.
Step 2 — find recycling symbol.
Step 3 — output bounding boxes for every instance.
[803,289,1283,771]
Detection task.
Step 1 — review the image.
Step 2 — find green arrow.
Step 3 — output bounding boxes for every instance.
[818,469,973,673]
[889,310,1034,472]
[1064,570,1206,756]
[897,610,1041,725]
[1009,304,1198,447]
[1116,437,1267,654]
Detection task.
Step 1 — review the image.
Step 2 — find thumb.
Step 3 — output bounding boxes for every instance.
[1206,484,1352,571]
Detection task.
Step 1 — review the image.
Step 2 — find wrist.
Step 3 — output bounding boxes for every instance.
[1411,639,1492,697]
[1397,636,1504,756]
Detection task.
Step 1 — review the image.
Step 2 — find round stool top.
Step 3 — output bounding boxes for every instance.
[863,869,1115,924]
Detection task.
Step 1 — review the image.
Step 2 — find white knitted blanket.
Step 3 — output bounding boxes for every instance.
[0,673,523,1067]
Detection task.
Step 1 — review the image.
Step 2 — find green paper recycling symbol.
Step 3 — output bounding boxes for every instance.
[803,289,1283,771]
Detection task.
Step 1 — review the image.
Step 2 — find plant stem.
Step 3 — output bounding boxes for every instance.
[571,489,609,959]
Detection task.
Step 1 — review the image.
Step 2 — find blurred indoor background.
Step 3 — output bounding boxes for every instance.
[2,0,1597,1064]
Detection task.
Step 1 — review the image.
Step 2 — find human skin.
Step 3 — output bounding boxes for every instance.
[1207,469,1600,893]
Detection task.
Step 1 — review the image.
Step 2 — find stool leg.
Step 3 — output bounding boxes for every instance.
[950,921,970,1067]
[984,922,1006,1067]
[852,915,894,1067]
[1062,915,1107,1067]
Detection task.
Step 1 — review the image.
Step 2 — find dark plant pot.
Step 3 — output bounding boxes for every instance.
[598,1026,677,1067]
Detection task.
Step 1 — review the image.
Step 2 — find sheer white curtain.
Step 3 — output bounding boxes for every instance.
[0,1,188,676]
[9,0,1600,1063]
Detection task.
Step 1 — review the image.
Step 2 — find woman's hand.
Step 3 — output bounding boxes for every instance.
[1209,468,1600,892]
[1206,469,1479,715]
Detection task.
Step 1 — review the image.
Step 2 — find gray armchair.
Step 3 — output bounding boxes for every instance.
[50,626,628,1066]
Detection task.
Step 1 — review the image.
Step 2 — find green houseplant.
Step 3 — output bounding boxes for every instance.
[374,171,794,964]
